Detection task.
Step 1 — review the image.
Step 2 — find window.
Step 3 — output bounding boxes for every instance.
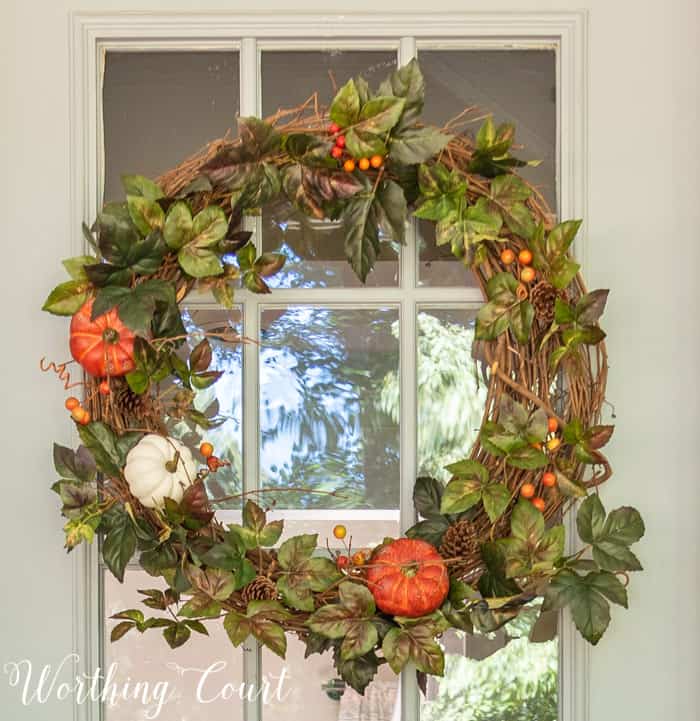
[100,38,558,721]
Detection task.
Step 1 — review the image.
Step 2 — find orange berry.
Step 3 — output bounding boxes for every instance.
[370,155,384,169]
[518,249,533,266]
[352,551,366,566]
[358,157,370,171]
[548,417,559,433]
[200,442,214,458]
[532,497,546,512]
[333,524,347,540]
[547,437,561,452]
[65,397,80,411]
[331,146,343,160]
[78,410,91,425]
[343,159,356,173]
[500,248,515,265]
[542,472,557,488]
[71,406,87,423]
[520,266,536,283]
[98,380,111,395]
[520,482,536,499]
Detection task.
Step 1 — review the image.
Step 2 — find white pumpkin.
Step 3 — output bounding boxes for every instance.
[124,434,196,509]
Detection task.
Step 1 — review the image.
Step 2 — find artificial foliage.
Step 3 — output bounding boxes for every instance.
[41,60,644,694]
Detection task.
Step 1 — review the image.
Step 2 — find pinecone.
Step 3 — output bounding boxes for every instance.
[530,280,558,325]
[439,519,482,579]
[241,576,278,604]
[112,378,151,420]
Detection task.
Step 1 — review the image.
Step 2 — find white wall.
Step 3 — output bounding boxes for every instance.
[1,1,698,720]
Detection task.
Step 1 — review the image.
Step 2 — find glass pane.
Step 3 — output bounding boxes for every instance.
[168,307,244,506]
[104,569,244,721]
[259,306,400,544]
[103,51,239,202]
[417,49,557,286]
[261,50,399,288]
[417,308,488,483]
[420,605,558,721]
[262,633,399,721]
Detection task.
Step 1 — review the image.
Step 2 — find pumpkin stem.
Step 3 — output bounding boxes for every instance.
[102,327,120,344]
[165,451,181,474]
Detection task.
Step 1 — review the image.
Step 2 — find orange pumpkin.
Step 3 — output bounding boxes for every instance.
[366,538,449,618]
[69,298,136,378]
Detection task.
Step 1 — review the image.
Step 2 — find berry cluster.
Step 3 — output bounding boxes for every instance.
[519,417,562,512]
[500,246,536,283]
[331,523,368,571]
[199,441,228,472]
[328,123,384,174]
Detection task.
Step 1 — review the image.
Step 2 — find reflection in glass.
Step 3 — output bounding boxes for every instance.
[104,569,244,721]
[420,604,558,721]
[168,307,243,505]
[259,307,400,515]
[262,633,399,721]
[103,51,239,203]
[261,51,399,288]
[417,49,556,286]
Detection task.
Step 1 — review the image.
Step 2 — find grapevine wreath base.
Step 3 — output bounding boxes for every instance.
[42,60,644,693]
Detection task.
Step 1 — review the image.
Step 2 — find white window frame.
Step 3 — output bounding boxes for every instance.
[70,11,589,721]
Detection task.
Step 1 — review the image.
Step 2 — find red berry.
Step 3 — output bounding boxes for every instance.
[207,456,221,472]
[542,472,557,488]
[98,380,111,395]
[331,146,343,159]
[520,482,536,499]
[335,135,346,149]
[328,122,341,134]
[548,417,559,433]
[337,554,349,569]
[532,497,546,512]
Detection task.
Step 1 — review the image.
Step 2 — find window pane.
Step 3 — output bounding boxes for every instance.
[103,51,239,202]
[262,634,399,721]
[417,49,556,286]
[259,306,400,543]
[420,606,558,721]
[104,569,244,721]
[417,308,487,482]
[168,307,244,506]
[261,50,399,288]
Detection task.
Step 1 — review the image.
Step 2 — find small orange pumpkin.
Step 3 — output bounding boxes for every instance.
[69,298,136,378]
[366,538,449,618]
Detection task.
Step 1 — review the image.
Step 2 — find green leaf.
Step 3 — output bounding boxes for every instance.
[405,517,450,546]
[358,96,406,134]
[307,582,377,660]
[329,78,361,127]
[62,255,96,281]
[389,127,452,165]
[102,509,137,583]
[382,623,445,675]
[479,541,522,598]
[163,201,193,249]
[53,443,96,483]
[373,179,407,244]
[543,568,627,645]
[377,58,425,127]
[440,460,489,514]
[42,280,88,316]
[224,600,291,658]
[343,191,379,283]
[178,245,224,278]
[127,195,165,236]
[333,649,380,695]
[413,476,444,520]
[475,272,533,343]
[76,421,123,477]
[344,129,387,160]
[510,499,545,543]
[121,174,164,200]
[163,622,191,649]
[576,495,607,544]
[481,483,511,523]
[191,206,228,248]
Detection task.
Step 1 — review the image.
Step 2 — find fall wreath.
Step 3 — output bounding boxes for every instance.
[42,60,644,692]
